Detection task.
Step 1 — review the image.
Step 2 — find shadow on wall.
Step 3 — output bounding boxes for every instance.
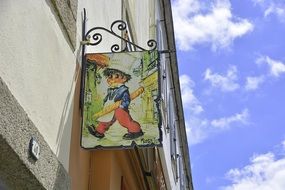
[55,61,81,170]
[44,0,76,49]
[55,87,74,168]
[55,1,83,167]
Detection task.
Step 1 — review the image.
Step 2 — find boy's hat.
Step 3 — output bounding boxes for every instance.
[108,52,141,75]
[85,54,109,69]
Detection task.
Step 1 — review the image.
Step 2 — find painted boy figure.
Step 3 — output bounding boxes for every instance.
[88,68,144,140]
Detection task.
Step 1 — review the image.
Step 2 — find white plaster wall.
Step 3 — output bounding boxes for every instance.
[0,0,76,170]
[127,0,155,49]
[77,0,122,54]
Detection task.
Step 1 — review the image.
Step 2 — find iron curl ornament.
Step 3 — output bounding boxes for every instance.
[82,10,157,52]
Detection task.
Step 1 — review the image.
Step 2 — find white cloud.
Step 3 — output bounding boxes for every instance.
[180,74,250,146]
[222,140,285,190]
[265,4,285,22]
[179,74,207,145]
[282,140,285,151]
[211,109,249,129]
[172,0,254,51]
[185,108,249,146]
[252,0,265,5]
[204,65,240,92]
[245,76,265,91]
[186,118,209,146]
[256,56,285,77]
[186,109,249,146]
[253,0,285,23]
[267,58,285,77]
[180,75,204,114]
[246,55,285,91]
[264,4,275,17]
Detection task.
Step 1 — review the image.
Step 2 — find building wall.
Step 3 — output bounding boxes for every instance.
[125,0,155,48]
[0,76,70,189]
[0,0,192,189]
[0,0,77,170]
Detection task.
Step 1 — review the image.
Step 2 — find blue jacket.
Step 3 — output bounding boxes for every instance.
[103,85,130,109]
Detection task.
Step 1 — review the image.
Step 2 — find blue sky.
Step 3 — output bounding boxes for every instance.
[172,0,285,189]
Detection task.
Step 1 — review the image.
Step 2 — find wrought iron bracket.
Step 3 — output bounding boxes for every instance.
[80,8,162,113]
[81,8,157,52]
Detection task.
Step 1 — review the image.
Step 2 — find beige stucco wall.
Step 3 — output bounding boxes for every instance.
[0,0,76,170]
[77,0,122,54]
[125,0,156,49]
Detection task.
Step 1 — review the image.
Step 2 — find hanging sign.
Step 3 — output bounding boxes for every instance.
[81,51,162,149]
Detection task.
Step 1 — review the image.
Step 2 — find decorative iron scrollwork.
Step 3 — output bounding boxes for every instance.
[83,9,157,52]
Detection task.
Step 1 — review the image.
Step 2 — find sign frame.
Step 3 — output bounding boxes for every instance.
[80,51,162,149]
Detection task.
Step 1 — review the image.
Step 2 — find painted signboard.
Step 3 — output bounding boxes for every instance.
[81,51,161,149]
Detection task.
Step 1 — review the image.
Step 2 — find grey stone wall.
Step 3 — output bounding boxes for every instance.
[48,0,78,49]
[0,77,70,190]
